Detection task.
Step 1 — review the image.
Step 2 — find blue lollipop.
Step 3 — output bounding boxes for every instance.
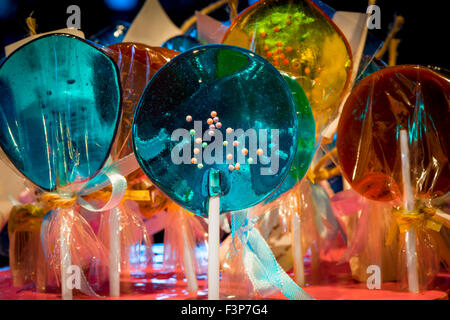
[133,44,298,217]
[0,34,121,193]
[0,34,122,299]
[132,44,298,299]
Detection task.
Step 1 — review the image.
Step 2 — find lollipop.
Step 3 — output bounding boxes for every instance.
[337,65,450,292]
[0,34,120,192]
[268,74,315,286]
[222,0,353,133]
[105,42,178,215]
[0,34,122,299]
[132,44,300,299]
[133,45,299,216]
[99,43,178,295]
[337,65,449,202]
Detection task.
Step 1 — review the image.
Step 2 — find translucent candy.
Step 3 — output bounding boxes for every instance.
[133,45,298,216]
[0,34,121,192]
[222,0,352,133]
[337,65,450,202]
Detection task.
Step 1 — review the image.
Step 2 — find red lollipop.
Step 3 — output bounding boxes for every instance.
[337,65,449,203]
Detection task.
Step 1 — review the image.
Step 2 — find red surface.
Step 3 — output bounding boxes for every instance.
[0,262,447,300]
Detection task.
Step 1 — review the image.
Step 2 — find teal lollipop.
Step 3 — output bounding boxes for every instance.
[132,44,298,217]
[0,34,121,299]
[0,34,121,193]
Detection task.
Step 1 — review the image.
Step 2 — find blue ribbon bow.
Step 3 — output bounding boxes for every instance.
[231,210,314,300]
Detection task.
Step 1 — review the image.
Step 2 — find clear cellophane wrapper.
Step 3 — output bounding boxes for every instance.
[7,200,52,291]
[6,180,110,295]
[41,205,109,296]
[96,200,153,274]
[336,65,450,289]
[84,169,158,275]
[331,189,399,283]
[395,197,450,290]
[7,188,112,295]
[162,204,208,277]
[220,232,260,300]
[253,178,346,284]
[301,179,348,283]
[396,224,448,290]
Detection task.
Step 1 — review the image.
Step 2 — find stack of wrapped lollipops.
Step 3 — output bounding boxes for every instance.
[0,0,448,300]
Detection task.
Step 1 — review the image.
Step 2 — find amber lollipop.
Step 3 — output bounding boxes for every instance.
[105,43,178,218]
[337,65,449,202]
[91,44,178,296]
[106,43,178,160]
[337,65,450,292]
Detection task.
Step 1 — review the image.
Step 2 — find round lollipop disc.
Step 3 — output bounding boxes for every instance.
[133,44,299,217]
[337,65,450,202]
[0,34,121,192]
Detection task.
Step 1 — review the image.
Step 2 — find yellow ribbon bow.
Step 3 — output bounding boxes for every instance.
[37,193,78,211]
[35,188,151,212]
[386,207,449,246]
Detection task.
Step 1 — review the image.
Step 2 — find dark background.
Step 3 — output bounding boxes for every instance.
[0,0,448,68]
[0,0,447,267]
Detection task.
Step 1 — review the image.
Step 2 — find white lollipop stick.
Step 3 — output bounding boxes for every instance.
[208,195,220,300]
[399,129,419,293]
[181,223,198,293]
[109,207,121,297]
[60,209,72,300]
[291,210,305,286]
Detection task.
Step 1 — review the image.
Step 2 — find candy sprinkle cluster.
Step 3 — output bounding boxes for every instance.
[185,110,263,171]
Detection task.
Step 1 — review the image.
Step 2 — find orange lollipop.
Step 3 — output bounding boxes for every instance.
[337,65,450,202]
[104,43,178,217]
[105,43,178,160]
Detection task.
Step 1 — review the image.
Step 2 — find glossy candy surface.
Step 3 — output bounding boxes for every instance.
[265,74,315,202]
[105,43,178,217]
[222,0,352,133]
[283,74,315,181]
[106,43,178,160]
[133,45,298,216]
[0,34,121,192]
[337,65,450,202]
